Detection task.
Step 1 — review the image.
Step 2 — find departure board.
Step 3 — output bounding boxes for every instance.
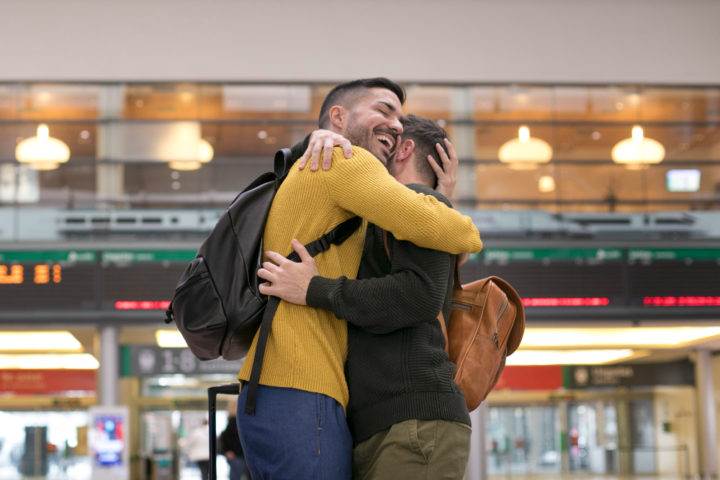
[0,250,98,309]
[99,250,194,309]
[467,248,626,307]
[626,249,720,307]
[1,247,718,319]
[0,250,194,311]
[463,247,720,310]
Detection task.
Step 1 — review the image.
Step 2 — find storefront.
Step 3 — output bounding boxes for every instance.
[486,361,697,478]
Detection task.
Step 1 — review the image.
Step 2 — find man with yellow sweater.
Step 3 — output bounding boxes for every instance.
[235,78,482,479]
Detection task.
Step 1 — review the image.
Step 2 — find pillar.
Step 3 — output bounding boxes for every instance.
[466,402,489,479]
[695,349,719,479]
[97,85,126,209]
[450,87,477,208]
[97,325,119,406]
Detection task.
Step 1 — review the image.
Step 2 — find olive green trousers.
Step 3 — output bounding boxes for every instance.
[352,419,471,480]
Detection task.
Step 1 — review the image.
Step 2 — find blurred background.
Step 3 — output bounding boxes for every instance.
[0,1,719,479]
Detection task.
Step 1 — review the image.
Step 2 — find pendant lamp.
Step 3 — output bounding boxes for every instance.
[498,126,553,170]
[15,124,70,171]
[611,125,665,170]
[168,138,214,171]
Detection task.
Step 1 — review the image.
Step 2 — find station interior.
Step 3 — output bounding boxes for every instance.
[1,1,719,479]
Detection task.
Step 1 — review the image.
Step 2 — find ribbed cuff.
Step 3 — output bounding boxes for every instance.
[306,275,341,311]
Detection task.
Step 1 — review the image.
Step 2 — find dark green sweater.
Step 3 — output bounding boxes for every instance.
[306,184,470,443]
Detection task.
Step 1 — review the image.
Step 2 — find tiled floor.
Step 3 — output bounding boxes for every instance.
[487,475,690,480]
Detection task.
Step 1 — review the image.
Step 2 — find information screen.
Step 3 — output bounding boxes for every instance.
[0,250,98,309]
[471,248,626,307]
[99,250,193,309]
[627,248,720,307]
[0,250,193,311]
[1,247,718,317]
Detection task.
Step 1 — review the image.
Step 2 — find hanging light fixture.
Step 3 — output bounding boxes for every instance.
[538,174,556,193]
[611,125,665,170]
[498,125,553,170]
[15,124,70,171]
[168,138,214,171]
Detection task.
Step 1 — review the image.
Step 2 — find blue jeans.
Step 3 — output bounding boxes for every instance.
[227,456,250,480]
[236,384,352,480]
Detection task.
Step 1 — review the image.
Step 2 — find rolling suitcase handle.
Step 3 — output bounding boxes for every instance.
[208,383,241,480]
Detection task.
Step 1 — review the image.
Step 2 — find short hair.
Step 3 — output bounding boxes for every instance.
[318,77,406,128]
[399,114,449,188]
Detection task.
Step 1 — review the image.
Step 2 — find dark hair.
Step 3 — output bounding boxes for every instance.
[399,114,449,188]
[318,77,406,128]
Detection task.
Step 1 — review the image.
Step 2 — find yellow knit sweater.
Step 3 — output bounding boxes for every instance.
[238,146,483,408]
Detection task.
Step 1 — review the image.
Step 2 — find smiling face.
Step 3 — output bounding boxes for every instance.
[342,88,403,164]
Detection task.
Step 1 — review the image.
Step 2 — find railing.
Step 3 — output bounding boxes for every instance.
[2,206,720,242]
[487,444,692,479]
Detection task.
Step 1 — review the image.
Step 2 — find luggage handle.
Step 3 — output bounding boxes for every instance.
[208,383,241,480]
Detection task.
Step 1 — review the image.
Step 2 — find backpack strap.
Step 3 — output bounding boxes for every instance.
[244,216,362,414]
[273,147,294,179]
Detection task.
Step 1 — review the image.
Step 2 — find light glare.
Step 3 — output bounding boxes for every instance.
[0,353,99,369]
[156,330,188,348]
[521,326,720,349]
[0,331,82,352]
[507,349,638,366]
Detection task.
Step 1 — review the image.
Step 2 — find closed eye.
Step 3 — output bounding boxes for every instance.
[377,101,398,116]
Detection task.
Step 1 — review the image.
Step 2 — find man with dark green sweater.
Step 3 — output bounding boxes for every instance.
[259,114,472,479]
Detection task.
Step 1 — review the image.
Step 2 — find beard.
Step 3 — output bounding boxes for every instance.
[344,116,388,164]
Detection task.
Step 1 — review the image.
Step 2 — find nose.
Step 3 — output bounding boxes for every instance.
[389,115,403,135]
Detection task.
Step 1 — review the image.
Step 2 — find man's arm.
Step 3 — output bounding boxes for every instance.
[259,185,454,333]
[309,237,452,334]
[314,146,482,255]
[310,184,454,332]
[258,236,452,333]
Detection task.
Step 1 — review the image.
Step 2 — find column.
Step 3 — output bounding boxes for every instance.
[450,87,477,208]
[466,402,488,479]
[695,349,718,480]
[616,397,632,475]
[97,85,126,209]
[97,325,119,406]
[558,400,570,473]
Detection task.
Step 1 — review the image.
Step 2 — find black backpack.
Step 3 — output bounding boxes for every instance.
[165,147,360,413]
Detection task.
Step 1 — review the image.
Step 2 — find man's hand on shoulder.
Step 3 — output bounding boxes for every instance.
[298,129,353,171]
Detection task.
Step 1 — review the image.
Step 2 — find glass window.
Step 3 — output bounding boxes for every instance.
[1,81,719,213]
[488,405,559,475]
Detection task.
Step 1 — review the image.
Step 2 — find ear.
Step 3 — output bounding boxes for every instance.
[328,105,346,130]
[394,138,415,164]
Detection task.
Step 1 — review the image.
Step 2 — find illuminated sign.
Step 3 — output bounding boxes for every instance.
[0,251,95,286]
[115,301,170,310]
[114,297,615,310]
[89,406,129,480]
[0,251,96,262]
[102,250,194,264]
[566,361,694,388]
[0,264,62,285]
[493,365,563,390]
[484,248,623,262]
[644,296,720,307]
[523,297,610,307]
[628,248,720,262]
[1,248,718,318]
[121,345,241,376]
[666,169,701,192]
[0,250,95,285]
[0,369,95,394]
[0,249,189,311]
